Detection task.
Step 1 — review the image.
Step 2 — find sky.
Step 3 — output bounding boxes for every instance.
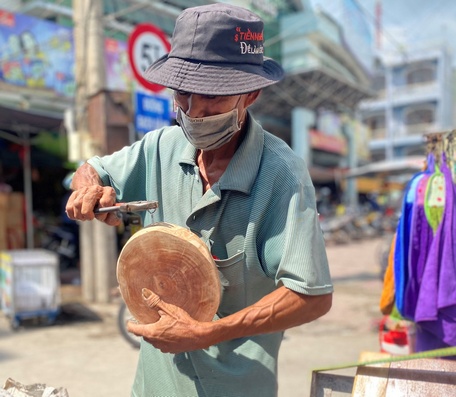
[309,0,456,64]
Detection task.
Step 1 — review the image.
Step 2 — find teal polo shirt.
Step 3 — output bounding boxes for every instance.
[88,113,333,397]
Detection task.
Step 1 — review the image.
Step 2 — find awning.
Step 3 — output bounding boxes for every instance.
[0,104,63,137]
[344,156,426,178]
[251,66,373,120]
[340,177,407,194]
[308,166,340,183]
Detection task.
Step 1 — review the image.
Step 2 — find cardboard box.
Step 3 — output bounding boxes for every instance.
[0,192,25,250]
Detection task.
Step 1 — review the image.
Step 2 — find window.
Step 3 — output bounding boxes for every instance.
[372,74,386,91]
[406,62,436,85]
[366,114,385,130]
[365,114,386,139]
[405,108,434,125]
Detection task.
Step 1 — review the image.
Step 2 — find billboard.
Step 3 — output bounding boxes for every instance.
[0,9,75,96]
[0,9,135,97]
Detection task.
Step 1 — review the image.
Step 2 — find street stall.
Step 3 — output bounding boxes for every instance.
[321,156,426,245]
[380,131,456,354]
[308,137,456,395]
[342,155,426,211]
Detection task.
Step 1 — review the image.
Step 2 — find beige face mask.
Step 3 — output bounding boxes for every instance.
[176,98,242,151]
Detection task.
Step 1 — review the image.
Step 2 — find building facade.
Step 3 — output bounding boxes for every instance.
[359,47,454,162]
[251,2,372,207]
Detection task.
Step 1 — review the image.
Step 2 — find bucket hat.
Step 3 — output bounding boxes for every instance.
[143,3,284,96]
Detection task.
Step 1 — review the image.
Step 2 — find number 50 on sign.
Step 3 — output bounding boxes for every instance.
[128,23,171,93]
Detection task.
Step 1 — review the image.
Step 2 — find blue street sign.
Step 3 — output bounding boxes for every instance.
[135,92,170,135]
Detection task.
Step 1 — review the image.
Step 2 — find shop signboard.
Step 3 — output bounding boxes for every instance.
[309,129,348,155]
[134,92,170,136]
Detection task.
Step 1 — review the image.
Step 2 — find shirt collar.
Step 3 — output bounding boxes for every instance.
[179,112,264,195]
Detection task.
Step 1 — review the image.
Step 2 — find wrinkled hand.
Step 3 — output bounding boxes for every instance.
[127,288,212,354]
[65,185,121,226]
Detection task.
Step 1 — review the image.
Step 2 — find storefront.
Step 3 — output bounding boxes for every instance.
[0,103,70,251]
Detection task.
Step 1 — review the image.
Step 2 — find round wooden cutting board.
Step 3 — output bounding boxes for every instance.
[117,222,221,324]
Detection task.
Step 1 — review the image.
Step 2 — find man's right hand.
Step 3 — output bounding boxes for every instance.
[66,185,121,226]
[65,163,121,226]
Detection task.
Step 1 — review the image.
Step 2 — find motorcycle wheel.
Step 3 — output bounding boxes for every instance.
[118,301,141,349]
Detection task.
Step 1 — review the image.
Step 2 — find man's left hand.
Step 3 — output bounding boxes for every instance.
[126,289,212,354]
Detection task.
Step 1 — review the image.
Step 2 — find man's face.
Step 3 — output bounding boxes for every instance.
[173,91,243,118]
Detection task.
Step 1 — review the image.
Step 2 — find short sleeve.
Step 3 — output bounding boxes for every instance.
[266,183,333,296]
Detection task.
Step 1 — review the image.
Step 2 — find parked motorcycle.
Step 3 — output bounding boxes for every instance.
[319,214,352,245]
[41,223,79,273]
[117,299,141,349]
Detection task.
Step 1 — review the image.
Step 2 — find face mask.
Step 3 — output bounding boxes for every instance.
[176,105,242,151]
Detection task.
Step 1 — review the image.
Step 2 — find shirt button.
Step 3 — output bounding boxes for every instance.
[193,215,196,220]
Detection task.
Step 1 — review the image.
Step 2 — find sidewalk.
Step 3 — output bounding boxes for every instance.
[279,237,384,395]
[0,238,385,396]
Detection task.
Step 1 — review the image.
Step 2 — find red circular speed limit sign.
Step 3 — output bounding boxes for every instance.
[128,23,171,92]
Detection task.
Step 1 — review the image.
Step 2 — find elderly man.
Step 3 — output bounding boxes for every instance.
[66,3,333,396]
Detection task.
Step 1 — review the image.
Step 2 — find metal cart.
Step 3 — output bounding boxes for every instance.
[0,249,61,329]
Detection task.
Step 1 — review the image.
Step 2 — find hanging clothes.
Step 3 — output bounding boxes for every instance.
[424,163,445,234]
[438,176,456,310]
[415,154,456,348]
[380,131,456,354]
[402,155,434,320]
[414,157,448,322]
[393,171,424,317]
[380,232,397,315]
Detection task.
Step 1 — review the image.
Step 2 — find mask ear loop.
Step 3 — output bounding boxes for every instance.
[173,100,183,127]
[236,94,247,130]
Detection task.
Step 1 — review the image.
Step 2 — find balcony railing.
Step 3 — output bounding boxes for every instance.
[370,123,438,140]
[370,127,386,139]
[400,122,438,136]
[391,81,439,100]
[360,81,439,110]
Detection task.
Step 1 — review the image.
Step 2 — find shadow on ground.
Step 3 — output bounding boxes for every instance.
[2,303,103,331]
[56,303,103,324]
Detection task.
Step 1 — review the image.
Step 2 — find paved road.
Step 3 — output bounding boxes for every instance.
[0,238,385,396]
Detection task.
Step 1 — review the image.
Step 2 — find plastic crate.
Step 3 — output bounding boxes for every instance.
[0,249,60,326]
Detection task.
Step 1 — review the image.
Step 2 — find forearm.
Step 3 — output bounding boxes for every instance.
[70,162,103,189]
[207,286,332,345]
[127,285,332,353]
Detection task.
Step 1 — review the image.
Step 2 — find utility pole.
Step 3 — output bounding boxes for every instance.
[375,0,382,51]
[73,0,118,303]
[341,113,359,210]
